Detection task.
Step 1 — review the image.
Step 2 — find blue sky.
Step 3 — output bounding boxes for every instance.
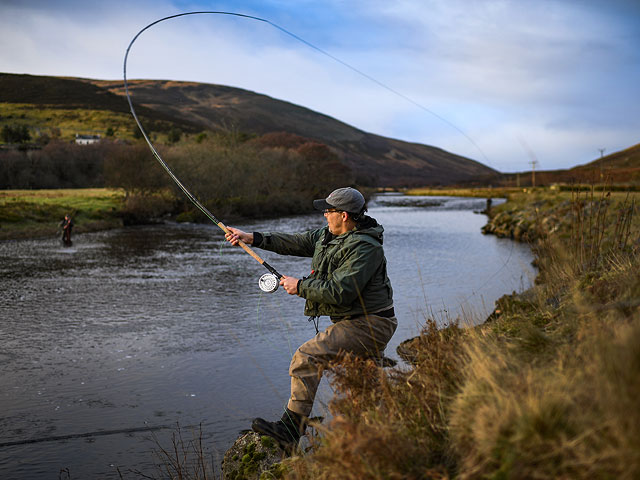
[1,0,639,172]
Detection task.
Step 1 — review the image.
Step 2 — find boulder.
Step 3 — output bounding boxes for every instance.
[221,431,288,480]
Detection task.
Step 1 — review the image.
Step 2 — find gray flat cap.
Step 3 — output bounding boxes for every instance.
[313,187,365,214]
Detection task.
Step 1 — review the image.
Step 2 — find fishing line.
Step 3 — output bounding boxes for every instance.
[124,11,516,303]
[124,12,284,289]
[0,424,172,448]
[123,11,490,165]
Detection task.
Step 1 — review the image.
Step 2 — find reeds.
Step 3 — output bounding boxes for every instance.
[129,424,217,480]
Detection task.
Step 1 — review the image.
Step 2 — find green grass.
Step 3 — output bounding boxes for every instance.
[0,188,125,240]
[405,186,525,198]
[0,103,139,142]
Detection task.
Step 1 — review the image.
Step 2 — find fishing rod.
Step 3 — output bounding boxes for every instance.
[123,12,285,293]
[123,11,496,294]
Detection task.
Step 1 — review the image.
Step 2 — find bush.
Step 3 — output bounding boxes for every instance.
[0,140,107,188]
[1,124,31,143]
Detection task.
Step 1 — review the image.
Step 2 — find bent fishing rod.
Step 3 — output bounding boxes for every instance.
[123,11,495,294]
[123,13,287,293]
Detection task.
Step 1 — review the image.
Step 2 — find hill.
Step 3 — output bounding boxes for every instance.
[0,73,496,187]
[578,142,640,172]
[0,73,199,139]
[490,142,640,187]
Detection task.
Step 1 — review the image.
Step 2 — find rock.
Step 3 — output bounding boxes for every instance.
[221,431,288,480]
[483,288,539,324]
[396,336,421,365]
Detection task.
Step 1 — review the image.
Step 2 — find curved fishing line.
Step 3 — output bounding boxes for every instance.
[125,11,515,314]
[263,18,491,165]
[123,12,282,279]
[124,10,491,185]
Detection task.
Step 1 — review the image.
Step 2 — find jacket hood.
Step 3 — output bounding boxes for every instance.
[355,215,384,245]
[321,215,385,246]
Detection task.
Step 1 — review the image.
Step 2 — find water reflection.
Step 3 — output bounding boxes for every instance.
[0,195,534,478]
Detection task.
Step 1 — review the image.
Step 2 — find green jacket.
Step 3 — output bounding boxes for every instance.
[254,216,394,319]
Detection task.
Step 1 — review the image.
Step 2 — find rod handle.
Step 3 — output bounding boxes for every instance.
[217,221,266,265]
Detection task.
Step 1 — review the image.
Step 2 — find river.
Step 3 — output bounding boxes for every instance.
[0,194,535,478]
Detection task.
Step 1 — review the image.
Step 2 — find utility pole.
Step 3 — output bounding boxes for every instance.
[598,148,606,181]
[529,160,538,188]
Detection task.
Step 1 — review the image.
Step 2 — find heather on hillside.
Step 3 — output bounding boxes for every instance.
[1,73,499,187]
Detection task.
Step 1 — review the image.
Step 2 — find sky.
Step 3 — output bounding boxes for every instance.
[1,0,639,172]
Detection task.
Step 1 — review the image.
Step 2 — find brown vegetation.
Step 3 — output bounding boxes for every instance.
[284,188,640,479]
[0,129,354,230]
[485,142,640,188]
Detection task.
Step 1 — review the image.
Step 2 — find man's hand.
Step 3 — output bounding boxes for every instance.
[280,275,299,295]
[225,227,253,246]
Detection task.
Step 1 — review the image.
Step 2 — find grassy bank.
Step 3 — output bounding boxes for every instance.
[405,186,525,198]
[0,188,126,240]
[483,189,639,243]
[284,188,640,479]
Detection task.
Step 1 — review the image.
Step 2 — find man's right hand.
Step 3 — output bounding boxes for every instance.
[225,227,253,246]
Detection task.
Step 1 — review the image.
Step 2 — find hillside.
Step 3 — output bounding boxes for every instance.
[90,78,497,186]
[491,142,640,187]
[0,73,199,136]
[578,142,640,172]
[0,73,496,187]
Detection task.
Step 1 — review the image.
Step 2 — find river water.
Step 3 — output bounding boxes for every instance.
[0,195,534,478]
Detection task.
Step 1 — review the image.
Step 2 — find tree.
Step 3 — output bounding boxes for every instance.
[104,143,169,196]
[167,127,182,144]
[1,124,31,143]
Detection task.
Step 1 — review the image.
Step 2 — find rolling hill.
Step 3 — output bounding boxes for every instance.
[579,143,640,171]
[1,73,497,187]
[491,142,640,187]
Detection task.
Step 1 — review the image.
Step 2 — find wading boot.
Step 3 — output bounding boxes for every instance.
[252,409,306,453]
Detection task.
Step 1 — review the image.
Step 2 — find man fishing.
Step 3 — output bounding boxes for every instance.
[60,214,73,245]
[225,187,397,450]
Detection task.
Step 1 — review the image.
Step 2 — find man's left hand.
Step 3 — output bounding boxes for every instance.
[280,275,299,295]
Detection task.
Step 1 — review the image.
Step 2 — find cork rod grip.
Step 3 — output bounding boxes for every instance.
[217,221,266,265]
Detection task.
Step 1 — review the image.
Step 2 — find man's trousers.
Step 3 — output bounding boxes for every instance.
[287,313,397,417]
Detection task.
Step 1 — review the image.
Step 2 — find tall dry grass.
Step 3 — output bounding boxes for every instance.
[286,188,640,479]
[288,320,465,479]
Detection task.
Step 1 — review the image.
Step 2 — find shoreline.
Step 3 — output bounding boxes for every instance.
[1,187,512,243]
[280,187,640,479]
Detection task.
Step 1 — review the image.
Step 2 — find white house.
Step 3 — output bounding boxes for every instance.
[75,134,101,145]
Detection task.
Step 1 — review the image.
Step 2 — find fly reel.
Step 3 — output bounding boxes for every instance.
[258,273,279,293]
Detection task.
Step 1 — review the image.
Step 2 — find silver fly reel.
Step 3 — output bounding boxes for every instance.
[258,273,279,293]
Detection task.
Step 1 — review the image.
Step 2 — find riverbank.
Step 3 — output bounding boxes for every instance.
[0,186,518,242]
[405,186,523,198]
[0,185,369,241]
[0,188,126,241]
[281,188,640,479]
[482,189,640,242]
